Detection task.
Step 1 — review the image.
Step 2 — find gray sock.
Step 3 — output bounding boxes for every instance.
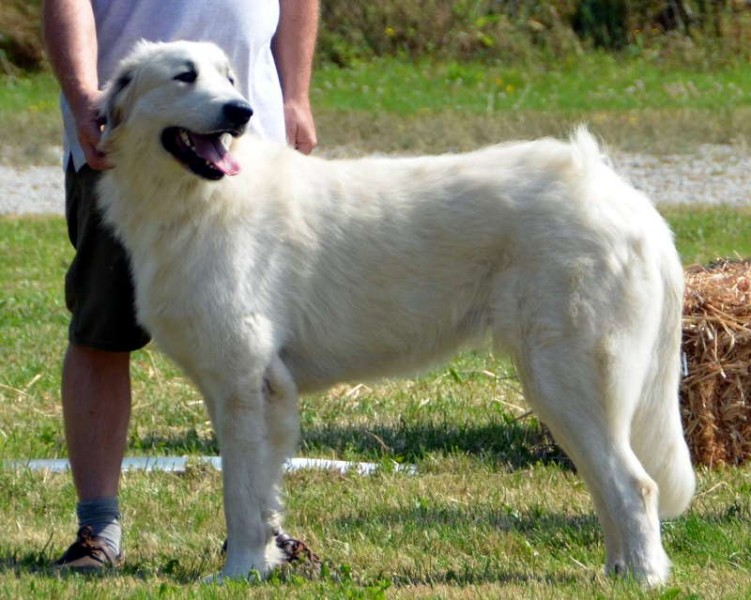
[77,497,122,556]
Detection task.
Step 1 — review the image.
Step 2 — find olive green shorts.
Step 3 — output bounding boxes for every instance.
[64,162,151,352]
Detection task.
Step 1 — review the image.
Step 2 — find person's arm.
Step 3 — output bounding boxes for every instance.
[273,0,318,155]
[42,0,111,169]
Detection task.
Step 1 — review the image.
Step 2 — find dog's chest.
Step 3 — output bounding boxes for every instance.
[130,226,232,319]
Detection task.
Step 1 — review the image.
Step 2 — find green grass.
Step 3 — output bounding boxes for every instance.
[0,72,59,114]
[0,72,61,164]
[311,56,751,155]
[312,55,751,115]
[662,206,751,265]
[2,210,751,598]
[6,49,751,121]
[3,54,751,163]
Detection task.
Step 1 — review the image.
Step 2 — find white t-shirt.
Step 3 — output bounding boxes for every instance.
[62,0,285,170]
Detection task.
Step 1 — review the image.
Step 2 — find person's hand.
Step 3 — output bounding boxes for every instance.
[283,99,317,155]
[70,89,113,170]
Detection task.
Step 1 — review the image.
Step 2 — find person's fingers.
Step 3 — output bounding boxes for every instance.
[78,120,112,170]
[284,102,317,155]
[72,90,113,170]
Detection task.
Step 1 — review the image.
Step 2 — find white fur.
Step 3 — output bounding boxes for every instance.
[98,41,695,585]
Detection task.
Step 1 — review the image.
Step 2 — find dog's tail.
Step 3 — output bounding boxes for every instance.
[566,126,694,518]
[567,125,610,178]
[631,236,696,519]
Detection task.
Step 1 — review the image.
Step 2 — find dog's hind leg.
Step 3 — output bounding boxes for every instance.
[512,337,671,587]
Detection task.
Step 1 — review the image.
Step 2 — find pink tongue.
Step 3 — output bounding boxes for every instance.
[190,133,241,176]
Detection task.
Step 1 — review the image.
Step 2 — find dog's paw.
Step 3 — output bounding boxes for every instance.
[211,532,320,582]
[274,531,321,578]
[606,555,670,588]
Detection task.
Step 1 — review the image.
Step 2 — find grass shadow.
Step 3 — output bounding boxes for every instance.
[387,566,582,589]
[336,503,600,544]
[334,505,601,588]
[129,417,573,471]
[300,418,573,470]
[129,426,218,456]
[0,549,54,575]
[0,548,583,590]
[0,547,219,584]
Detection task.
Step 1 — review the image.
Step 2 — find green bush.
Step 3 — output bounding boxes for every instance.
[0,0,44,73]
[1,0,749,72]
[317,0,583,66]
[572,0,630,49]
[318,0,750,66]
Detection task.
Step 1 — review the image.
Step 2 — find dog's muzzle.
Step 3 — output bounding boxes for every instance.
[161,100,253,181]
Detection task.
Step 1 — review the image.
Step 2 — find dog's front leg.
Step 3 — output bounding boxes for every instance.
[212,382,275,579]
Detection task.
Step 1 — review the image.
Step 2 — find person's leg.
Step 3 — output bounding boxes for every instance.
[54,344,130,568]
[55,161,150,569]
[62,344,131,501]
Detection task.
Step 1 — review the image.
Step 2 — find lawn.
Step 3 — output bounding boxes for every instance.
[2,52,751,597]
[3,54,751,162]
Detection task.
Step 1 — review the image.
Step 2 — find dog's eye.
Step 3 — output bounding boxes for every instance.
[174,70,198,83]
[228,75,235,86]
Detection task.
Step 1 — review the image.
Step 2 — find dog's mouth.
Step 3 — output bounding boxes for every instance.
[161,127,241,181]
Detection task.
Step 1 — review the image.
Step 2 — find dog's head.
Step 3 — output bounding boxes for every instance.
[99,40,253,181]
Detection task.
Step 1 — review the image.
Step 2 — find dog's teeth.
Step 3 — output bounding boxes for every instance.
[180,130,193,149]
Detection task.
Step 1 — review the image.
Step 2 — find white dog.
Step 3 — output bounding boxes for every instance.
[97,40,695,585]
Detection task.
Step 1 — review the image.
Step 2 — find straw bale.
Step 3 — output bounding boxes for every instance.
[680,259,751,467]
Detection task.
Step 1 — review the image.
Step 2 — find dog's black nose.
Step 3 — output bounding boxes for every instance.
[223,100,253,127]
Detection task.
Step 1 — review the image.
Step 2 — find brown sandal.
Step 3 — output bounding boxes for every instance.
[53,526,123,571]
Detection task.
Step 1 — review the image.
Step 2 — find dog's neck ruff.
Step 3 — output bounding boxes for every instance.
[100,152,215,237]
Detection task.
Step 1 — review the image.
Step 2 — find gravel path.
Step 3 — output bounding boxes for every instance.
[0,164,68,215]
[2,144,750,215]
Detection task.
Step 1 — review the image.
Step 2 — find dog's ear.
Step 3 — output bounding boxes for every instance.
[99,68,135,134]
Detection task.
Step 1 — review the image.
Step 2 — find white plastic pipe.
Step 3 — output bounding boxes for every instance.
[4,456,416,475]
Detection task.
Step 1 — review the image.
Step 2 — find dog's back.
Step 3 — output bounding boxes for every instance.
[262,132,676,392]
